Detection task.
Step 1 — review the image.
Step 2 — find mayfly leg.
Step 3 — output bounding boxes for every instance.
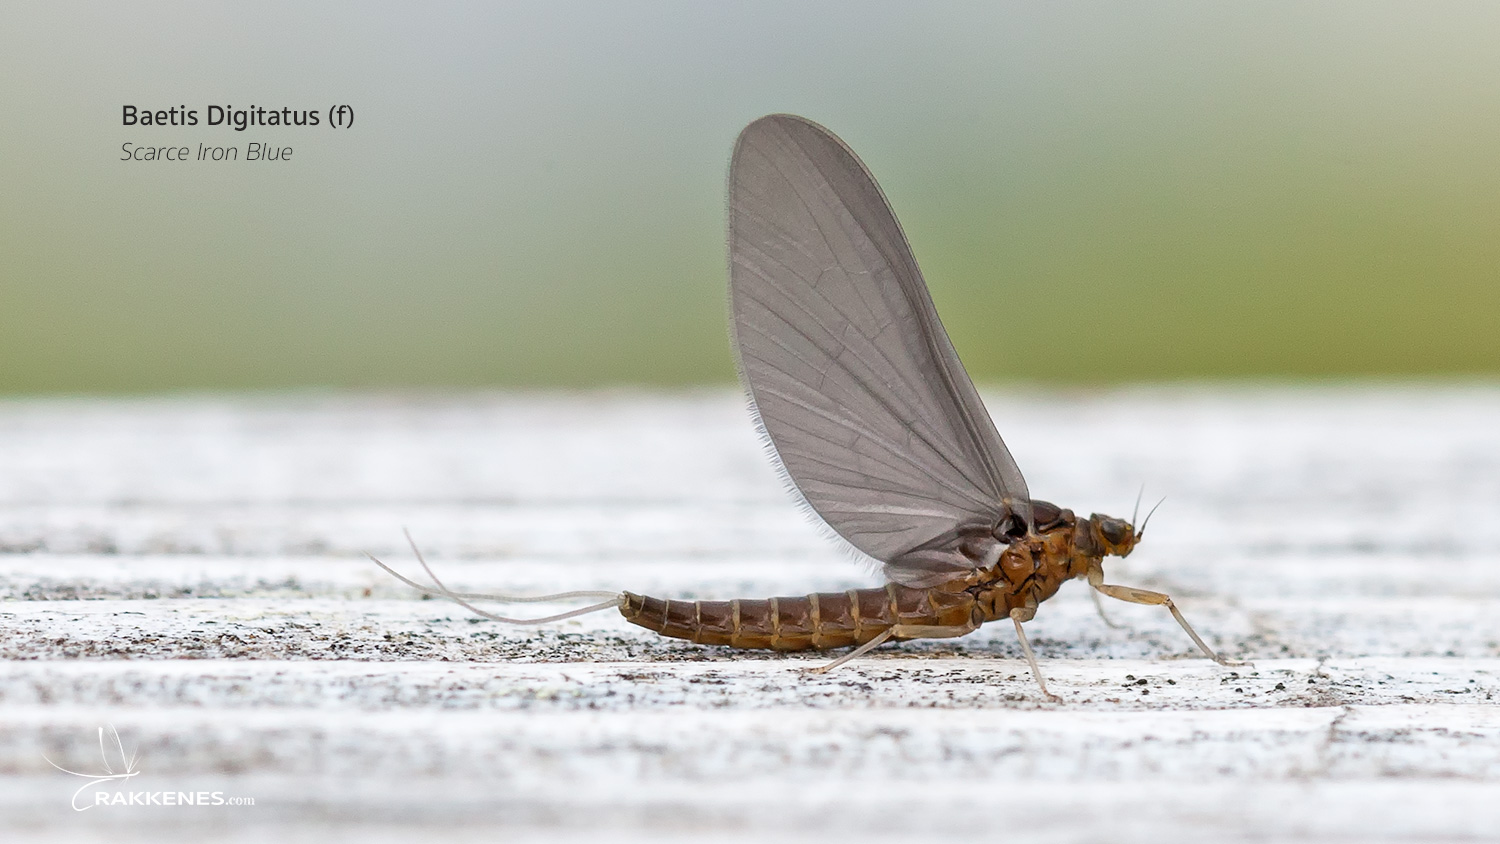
[806,624,979,675]
[805,628,896,674]
[1009,607,1061,702]
[1088,588,1124,629]
[1086,561,1241,666]
[805,618,1065,706]
[367,529,622,625]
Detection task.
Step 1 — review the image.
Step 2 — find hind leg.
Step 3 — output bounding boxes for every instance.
[805,622,976,674]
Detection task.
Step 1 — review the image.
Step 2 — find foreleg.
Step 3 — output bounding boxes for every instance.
[1087,562,1238,665]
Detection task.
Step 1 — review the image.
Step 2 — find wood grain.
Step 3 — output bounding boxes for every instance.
[1,387,1498,842]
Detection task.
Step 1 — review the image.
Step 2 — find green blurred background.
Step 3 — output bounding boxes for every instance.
[2,1,1497,394]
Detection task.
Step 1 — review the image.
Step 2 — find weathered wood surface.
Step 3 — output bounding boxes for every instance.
[1,387,1498,842]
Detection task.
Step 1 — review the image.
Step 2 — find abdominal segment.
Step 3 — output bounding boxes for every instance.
[620,584,979,651]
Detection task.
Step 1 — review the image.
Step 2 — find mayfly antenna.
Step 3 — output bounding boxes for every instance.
[1137,496,1167,540]
[1131,485,1146,527]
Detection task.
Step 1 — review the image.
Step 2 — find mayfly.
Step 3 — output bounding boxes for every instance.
[372,114,1236,699]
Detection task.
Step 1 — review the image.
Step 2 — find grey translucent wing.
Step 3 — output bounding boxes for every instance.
[727,114,1031,587]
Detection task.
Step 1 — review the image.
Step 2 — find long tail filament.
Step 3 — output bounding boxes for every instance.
[367,529,622,625]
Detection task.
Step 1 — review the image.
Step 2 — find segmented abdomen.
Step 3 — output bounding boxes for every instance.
[619,584,977,651]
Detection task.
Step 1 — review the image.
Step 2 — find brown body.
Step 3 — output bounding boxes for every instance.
[370,500,1221,701]
[621,500,1116,651]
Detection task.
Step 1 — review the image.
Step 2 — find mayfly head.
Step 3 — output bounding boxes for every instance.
[1088,514,1139,558]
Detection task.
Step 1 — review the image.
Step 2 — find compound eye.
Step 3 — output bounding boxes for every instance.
[1100,519,1128,545]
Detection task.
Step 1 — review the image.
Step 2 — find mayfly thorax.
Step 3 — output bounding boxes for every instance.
[370,114,1236,699]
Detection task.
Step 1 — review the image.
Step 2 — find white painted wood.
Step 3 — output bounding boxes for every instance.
[1,387,1497,842]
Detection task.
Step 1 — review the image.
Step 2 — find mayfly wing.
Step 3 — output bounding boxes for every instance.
[727,114,1031,587]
